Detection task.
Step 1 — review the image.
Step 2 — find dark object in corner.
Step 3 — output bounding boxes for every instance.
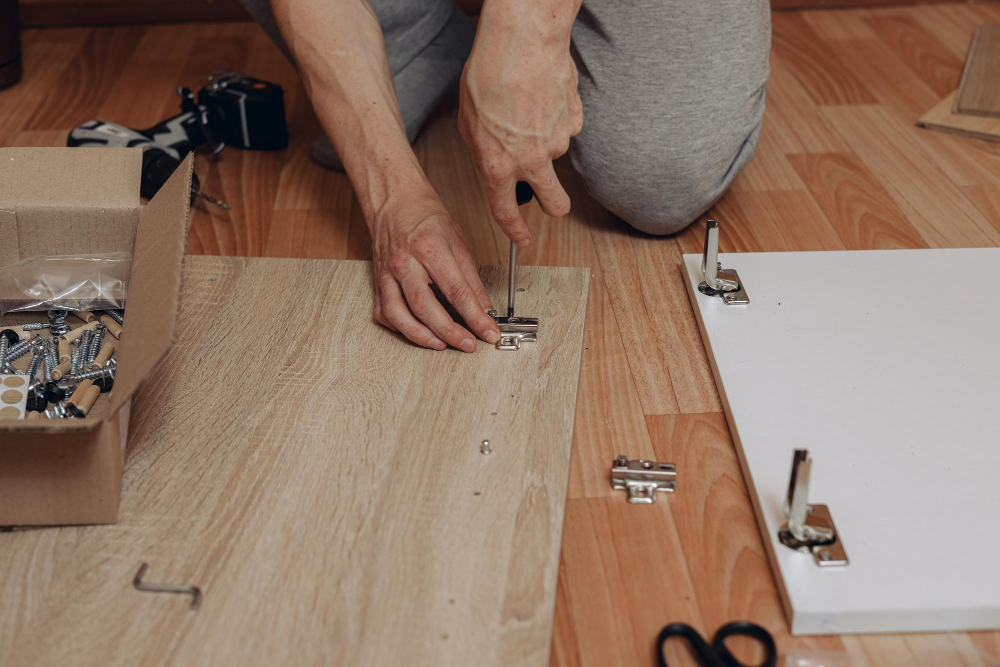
[0,0,21,91]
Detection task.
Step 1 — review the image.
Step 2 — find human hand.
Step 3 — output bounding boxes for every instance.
[370,191,500,352]
[458,0,583,247]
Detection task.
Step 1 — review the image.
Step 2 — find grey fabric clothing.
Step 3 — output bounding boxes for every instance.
[241,0,770,235]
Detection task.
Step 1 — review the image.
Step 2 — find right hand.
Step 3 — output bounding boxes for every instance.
[370,192,500,352]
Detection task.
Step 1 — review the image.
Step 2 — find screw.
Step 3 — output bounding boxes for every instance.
[42,341,57,383]
[25,342,44,383]
[104,309,124,325]
[481,440,491,455]
[0,329,13,373]
[45,402,68,420]
[70,358,116,384]
[818,550,832,562]
[77,330,93,367]
[14,322,50,331]
[87,323,107,367]
[70,337,83,375]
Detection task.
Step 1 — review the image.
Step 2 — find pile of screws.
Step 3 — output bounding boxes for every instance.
[1,308,123,420]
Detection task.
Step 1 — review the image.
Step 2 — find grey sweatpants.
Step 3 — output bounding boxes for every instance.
[241,0,771,235]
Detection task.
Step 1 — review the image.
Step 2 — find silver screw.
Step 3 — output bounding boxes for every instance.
[70,337,83,375]
[87,323,107,367]
[46,403,68,420]
[104,309,124,325]
[481,440,491,455]
[819,551,832,562]
[25,342,44,383]
[0,338,31,373]
[69,358,116,384]
[0,334,9,374]
[42,340,57,383]
[78,330,93,367]
[16,322,50,331]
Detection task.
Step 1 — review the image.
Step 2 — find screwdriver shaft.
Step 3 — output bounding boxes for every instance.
[507,241,517,318]
[192,188,232,210]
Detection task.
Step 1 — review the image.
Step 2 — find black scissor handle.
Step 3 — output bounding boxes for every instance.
[712,621,777,667]
[656,621,776,667]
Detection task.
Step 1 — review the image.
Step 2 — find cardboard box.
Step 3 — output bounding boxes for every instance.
[0,147,191,526]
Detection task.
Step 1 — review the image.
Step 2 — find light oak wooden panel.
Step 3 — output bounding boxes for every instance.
[0,256,589,667]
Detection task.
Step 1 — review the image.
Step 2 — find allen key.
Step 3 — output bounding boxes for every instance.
[133,562,202,610]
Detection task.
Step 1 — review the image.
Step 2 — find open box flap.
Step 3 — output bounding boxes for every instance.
[0,148,142,261]
[0,148,140,210]
[109,154,194,414]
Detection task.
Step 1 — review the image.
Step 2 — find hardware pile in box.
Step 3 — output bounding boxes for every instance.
[0,147,191,526]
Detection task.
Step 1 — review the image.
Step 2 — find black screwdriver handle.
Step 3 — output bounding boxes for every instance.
[515,181,534,206]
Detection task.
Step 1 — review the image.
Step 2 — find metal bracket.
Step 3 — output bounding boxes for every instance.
[611,455,677,503]
[698,220,749,305]
[778,449,848,566]
[488,311,538,351]
[133,563,203,610]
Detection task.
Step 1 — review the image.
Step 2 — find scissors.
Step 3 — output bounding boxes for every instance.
[656,621,777,667]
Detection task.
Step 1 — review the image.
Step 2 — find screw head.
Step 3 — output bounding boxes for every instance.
[480,439,491,455]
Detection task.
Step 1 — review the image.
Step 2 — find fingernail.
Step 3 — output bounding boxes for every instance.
[460,338,476,353]
[430,337,446,350]
[482,329,499,344]
[516,238,531,248]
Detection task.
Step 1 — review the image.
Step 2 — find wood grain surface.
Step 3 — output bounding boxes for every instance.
[955,23,1000,116]
[0,257,590,667]
[2,3,1000,665]
[919,89,1000,142]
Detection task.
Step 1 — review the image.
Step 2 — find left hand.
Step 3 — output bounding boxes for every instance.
[458,0,584,247]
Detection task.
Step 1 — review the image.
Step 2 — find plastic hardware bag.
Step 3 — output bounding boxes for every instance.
[0,253,130,314]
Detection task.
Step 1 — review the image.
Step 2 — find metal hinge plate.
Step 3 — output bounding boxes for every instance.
[698,220,749,305]
[488,312,538,351]
[611,455,677,503]
[777,449,848,566]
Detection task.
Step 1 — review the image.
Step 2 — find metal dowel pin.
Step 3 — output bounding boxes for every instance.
[481,440,491,455]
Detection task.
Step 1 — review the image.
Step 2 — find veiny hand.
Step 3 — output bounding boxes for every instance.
[458,0,584,246]
[371,193,500,352]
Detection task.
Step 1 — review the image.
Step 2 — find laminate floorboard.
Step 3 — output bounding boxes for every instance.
[2,4,1000,665]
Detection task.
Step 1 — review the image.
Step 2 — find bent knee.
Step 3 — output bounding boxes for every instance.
[571,82,766,235]
[573,123,761,236]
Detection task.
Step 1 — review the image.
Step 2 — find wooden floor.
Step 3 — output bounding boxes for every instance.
[2,3,1000,665]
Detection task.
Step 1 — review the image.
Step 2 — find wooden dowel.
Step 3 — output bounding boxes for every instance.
[72,311,99,324]
[51,359,71,381]
[91,341,115,369]
[76,385,101,415]
[58,338,71,364]
[67,380,94,408]
[26,411,41,420]
[99,315,122,339]
[64,321,99,342]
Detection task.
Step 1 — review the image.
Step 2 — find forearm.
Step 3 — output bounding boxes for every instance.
[477,0,582,47]
[270,0,430,227]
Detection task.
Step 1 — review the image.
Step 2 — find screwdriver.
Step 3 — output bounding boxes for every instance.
[507,181,535,318]
[141,147,231,210]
